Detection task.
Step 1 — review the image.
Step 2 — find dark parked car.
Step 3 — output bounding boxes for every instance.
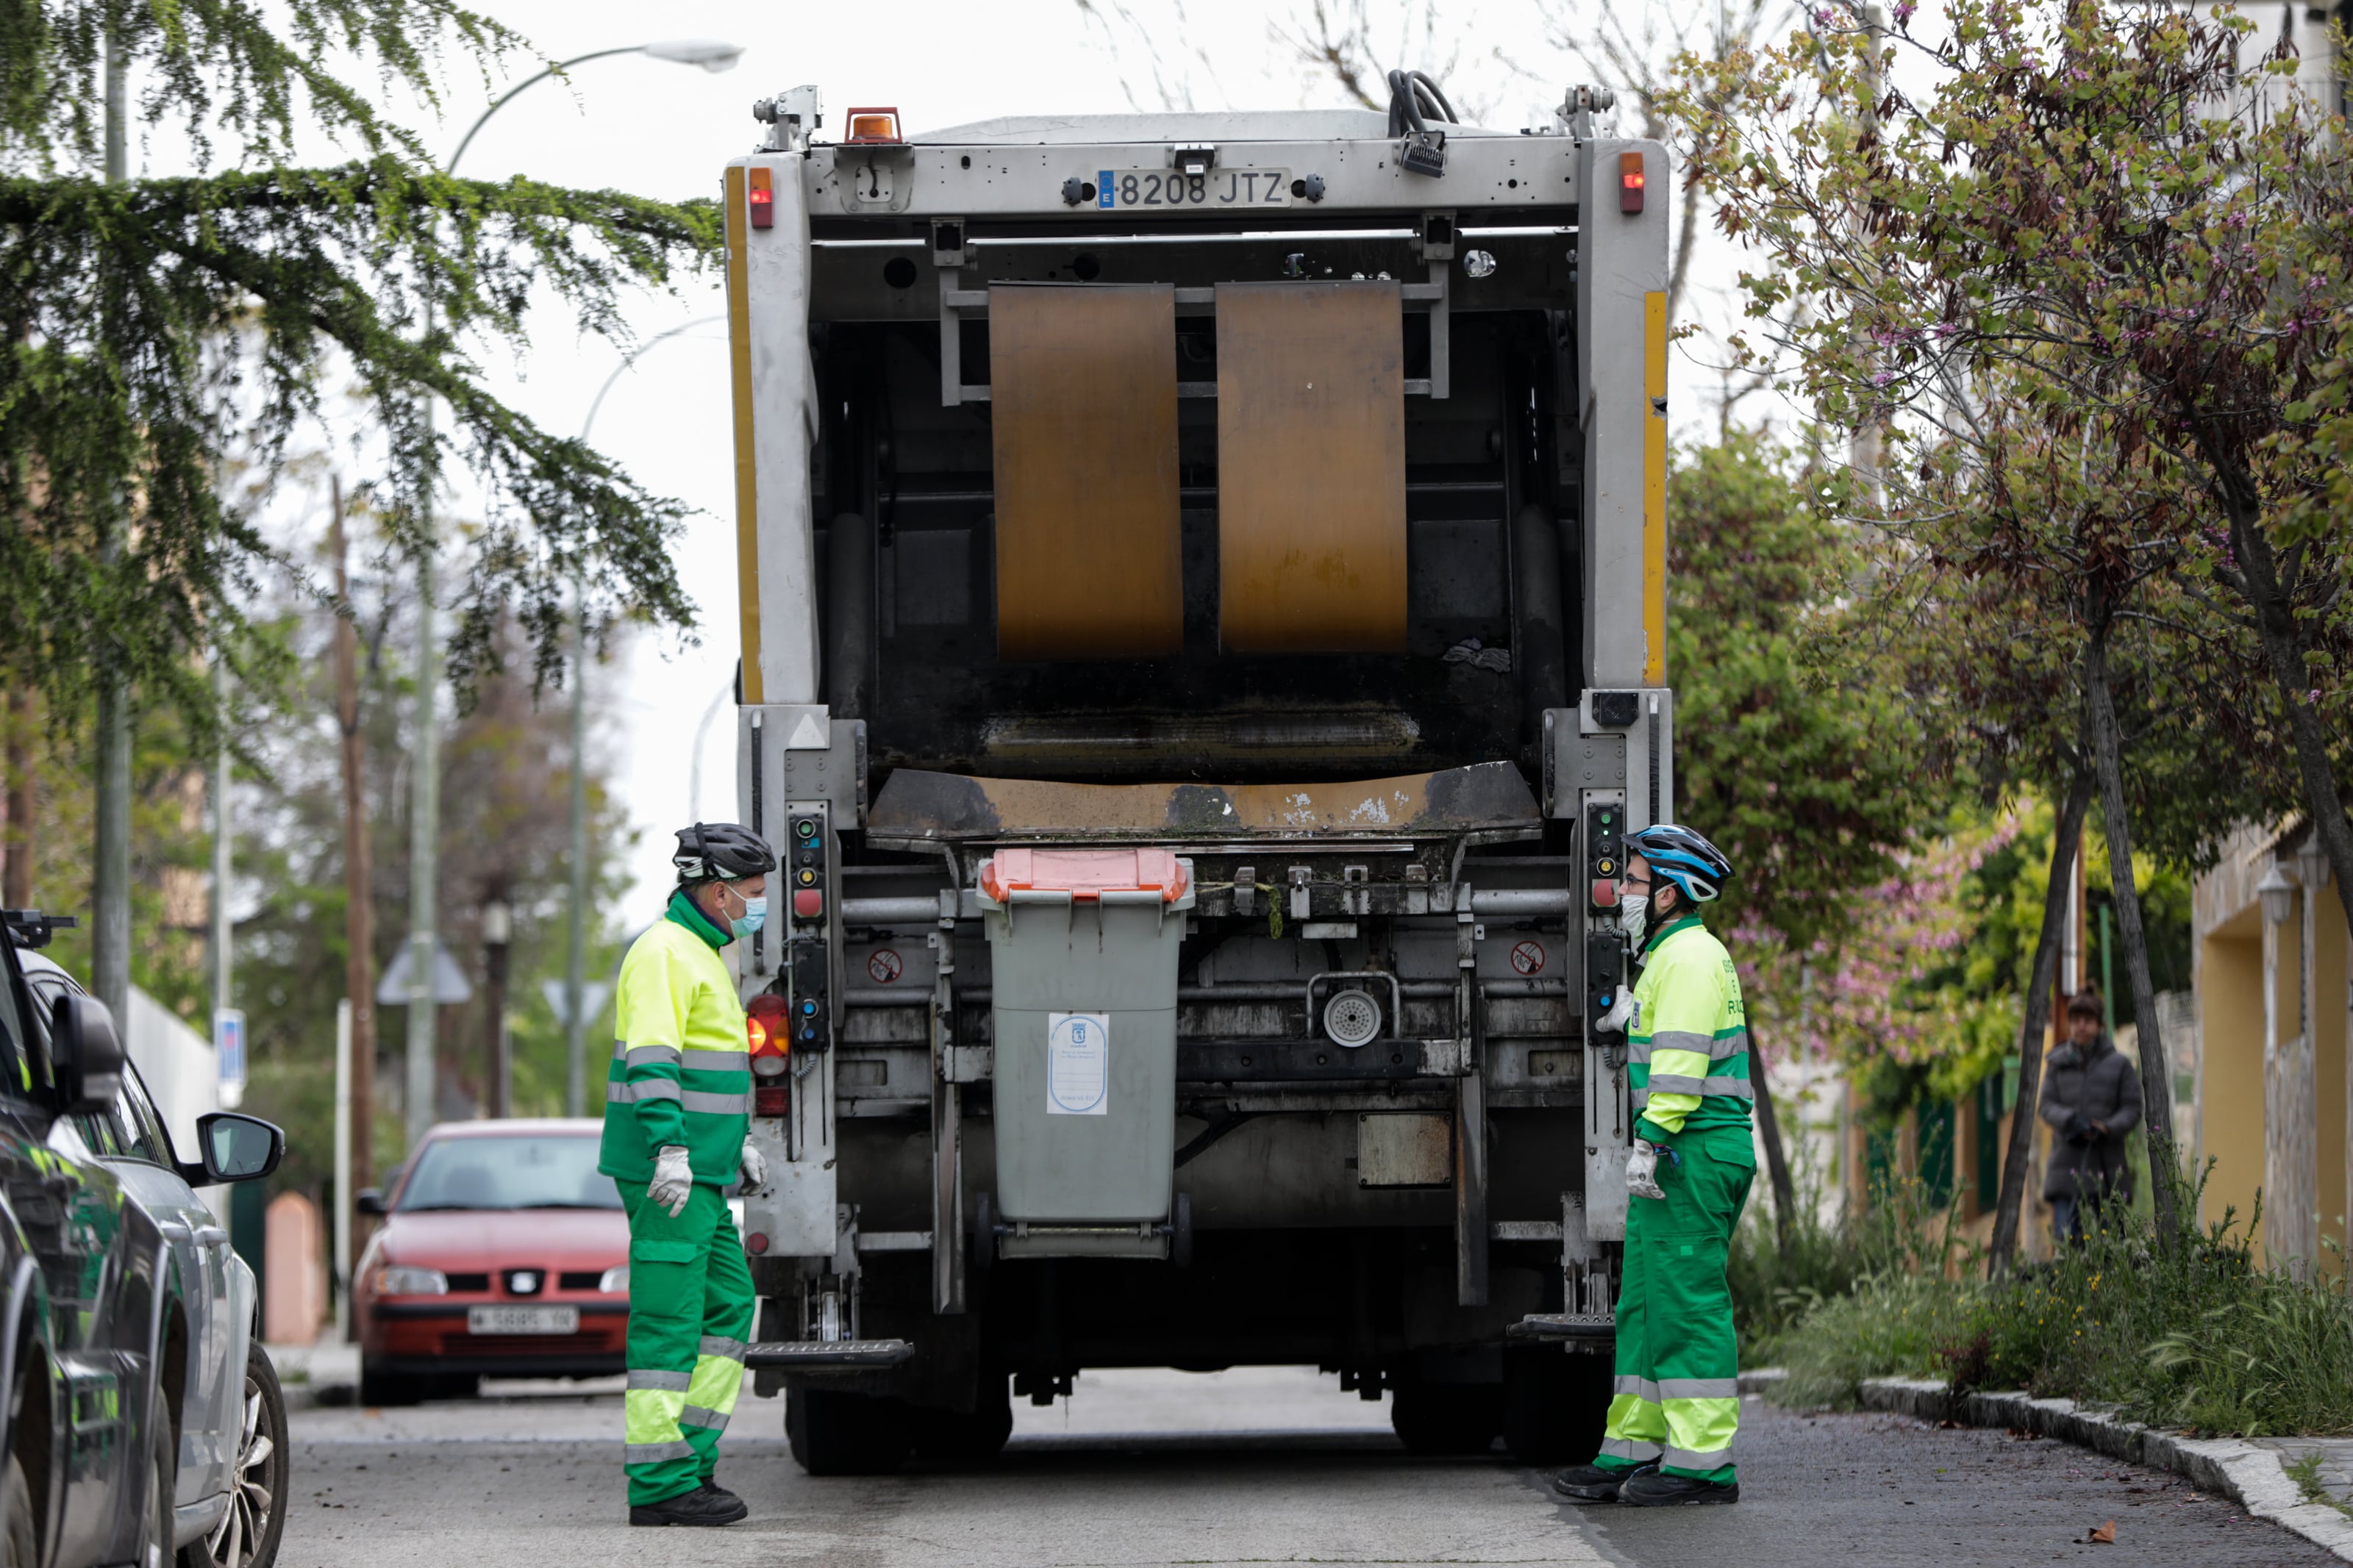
[0,910,286,1568]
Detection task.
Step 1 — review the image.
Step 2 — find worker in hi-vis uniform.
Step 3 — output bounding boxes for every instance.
[601,823,776,1527]
[1554,823,1752,1507]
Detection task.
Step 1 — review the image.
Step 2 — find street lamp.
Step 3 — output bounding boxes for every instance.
[560,314,726,1118]
[2257,862,2299,926]
[481,898,512,1118]
[404,40,743,1150]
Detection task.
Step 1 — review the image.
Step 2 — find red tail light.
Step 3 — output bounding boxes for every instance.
[748,165,775,229]
[1618,150,1645,215]
[746,996,791,1117]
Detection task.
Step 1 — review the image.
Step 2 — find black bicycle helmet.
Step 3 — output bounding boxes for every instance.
[672,822,777,886]
[1625,823,1732,905]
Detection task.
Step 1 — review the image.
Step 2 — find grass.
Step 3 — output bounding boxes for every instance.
[1729,1164,1963,1361]
[2284,1452,2353,1522]
[1743,1169,2353,1439]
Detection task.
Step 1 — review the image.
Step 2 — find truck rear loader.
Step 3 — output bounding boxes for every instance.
[717,79,1677,1472]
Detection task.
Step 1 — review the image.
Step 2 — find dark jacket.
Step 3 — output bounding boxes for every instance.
[2040,1032,2143,1203]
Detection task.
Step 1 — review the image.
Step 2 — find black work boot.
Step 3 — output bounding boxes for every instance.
[1620,1469,1739,1506]
[1549,1461,1657,1502]
[698,1480,744,1510]
[629,1486,749,1527]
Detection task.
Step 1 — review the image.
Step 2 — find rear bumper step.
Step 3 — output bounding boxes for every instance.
[1509,1313,1616,1342]
[741,1339,915,1370]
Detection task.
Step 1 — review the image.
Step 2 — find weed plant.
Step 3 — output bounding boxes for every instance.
[1752,1166,2353,1437]
[1729,1170,1959,1359]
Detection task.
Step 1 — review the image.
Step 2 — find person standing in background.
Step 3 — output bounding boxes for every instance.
[2040,988,2143,1243]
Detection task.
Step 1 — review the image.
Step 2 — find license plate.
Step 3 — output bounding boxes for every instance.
[1096,168,1291,210]
[467,1305,579,1336]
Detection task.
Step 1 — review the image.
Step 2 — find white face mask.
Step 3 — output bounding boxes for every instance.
[1619,892,1649,944]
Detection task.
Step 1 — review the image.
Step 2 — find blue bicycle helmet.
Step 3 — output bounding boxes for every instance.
[1626,823,1732,905]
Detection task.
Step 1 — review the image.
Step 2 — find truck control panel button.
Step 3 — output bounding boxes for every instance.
[792,889,824,919]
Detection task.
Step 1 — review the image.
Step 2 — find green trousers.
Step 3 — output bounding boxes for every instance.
[1595,1130,1754,1484]
[621,1183,754,1506]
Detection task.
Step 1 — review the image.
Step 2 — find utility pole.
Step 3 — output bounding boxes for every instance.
[405,523,439,1148]
[91,26,132,1024]
[212,653,232,1030]
[330,477,376,1256]
[565,576,589,1119]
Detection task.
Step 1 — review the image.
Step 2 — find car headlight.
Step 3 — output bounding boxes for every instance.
[599,1265,630,1294]
[377,1265,449,1296]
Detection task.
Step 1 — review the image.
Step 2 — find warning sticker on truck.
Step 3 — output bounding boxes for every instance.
[1046,1012,1110,1115]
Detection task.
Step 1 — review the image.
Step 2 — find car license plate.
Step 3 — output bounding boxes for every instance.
[467,1305,579,1335]
[1096,168,1291,210]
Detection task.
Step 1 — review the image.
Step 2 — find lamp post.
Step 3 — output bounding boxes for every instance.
[404,40,743,1148]
[481,896,513,1118]
[561,313,726,1116]
[90,29,131,1028]
[2258,862,2299,927]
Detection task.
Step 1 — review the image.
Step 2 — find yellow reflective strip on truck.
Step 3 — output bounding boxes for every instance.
[724,162,764,704]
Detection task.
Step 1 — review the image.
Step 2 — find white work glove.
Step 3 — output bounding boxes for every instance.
[649,1145,693,1217]
[1627,1139,1666,1202]
[1596,986,1638,1034]
[738,1137,768,1191]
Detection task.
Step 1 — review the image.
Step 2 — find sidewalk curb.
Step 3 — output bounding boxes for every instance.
[1856,1376,2353,1563]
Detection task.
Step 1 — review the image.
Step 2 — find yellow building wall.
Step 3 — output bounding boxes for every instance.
[2199,918,2265,1258]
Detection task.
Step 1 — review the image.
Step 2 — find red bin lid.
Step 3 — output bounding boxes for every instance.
[980,848,1189,903]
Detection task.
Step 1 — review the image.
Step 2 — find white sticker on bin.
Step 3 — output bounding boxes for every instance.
[1046,1012,1110,1116]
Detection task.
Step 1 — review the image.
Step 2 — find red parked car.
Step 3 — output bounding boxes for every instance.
[354,1119,629,1404]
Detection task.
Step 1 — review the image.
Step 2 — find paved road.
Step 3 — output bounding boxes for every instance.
[282,1367,2334,1567]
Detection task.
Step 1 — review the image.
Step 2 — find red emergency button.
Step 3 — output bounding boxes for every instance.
[1590,879,1619,908]
[792,888,824,920]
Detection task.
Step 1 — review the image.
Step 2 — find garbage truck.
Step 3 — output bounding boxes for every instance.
[718,77,1677,1473]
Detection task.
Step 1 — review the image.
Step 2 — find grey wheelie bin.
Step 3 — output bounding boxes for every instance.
[979,848,1193,1259]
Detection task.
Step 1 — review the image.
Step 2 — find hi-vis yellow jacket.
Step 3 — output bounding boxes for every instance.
[1628,916,1752,1142]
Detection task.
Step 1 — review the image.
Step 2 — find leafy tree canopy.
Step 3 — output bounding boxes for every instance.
[1660,0,2353,919]
[1670,430,1945,964]
[1,0,718,726]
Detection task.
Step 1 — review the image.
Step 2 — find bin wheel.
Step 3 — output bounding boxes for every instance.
[1170,1192,1193,1270]
[972,1190,996,1273]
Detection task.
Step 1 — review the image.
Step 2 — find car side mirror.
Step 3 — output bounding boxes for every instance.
[50,994,123,1114]
[193,1112,283,1184]
[355,1189,386,1217]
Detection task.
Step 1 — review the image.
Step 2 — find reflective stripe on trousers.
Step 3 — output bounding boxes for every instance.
[1595,1135,1753,1485]
[620,1181,755,1508]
